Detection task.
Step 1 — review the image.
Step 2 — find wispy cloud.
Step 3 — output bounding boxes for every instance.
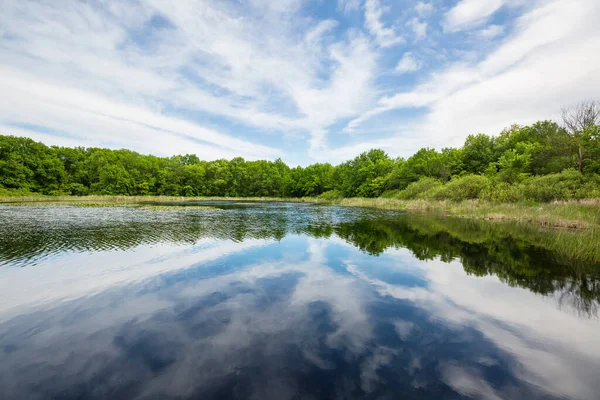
[338,0,362,13]
[444,0,513,32]
[415,1,434,17]
[0,0,599,164]
[343,0,600,158]
[395,53,421,74]
[478,24,505,39]
[408,17,427,40]
[364,0,404,48]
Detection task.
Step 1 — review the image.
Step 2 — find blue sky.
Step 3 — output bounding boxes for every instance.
[1,0,599,165]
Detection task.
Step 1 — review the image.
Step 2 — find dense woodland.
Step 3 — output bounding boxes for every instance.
[1,102,599,202]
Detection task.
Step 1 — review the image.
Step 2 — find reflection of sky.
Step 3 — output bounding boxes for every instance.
[1,235,599,399]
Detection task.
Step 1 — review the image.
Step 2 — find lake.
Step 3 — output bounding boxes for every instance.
[0,201,599,399]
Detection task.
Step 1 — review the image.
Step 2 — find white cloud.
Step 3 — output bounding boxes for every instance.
[364,0,404,48]
[441,364,504,400]
[444,0,512,32]
[1,0,598,164]
[478,24,504,39]
[408,17,427,40]
[2,231,599,398]
[347,252,600,400]
[415,1,434,16]
[0,0,383,163]
[338,0,362,13]
[0,238,272,320]
[0,66,281,160]
[345,0,600,157]
[395,52,421,74]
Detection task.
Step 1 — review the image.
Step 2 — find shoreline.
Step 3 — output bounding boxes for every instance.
[1,195,599,265]
[1,195,599,230]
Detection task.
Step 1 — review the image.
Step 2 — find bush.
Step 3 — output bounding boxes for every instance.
[479,170,600,202]
[578,179,600,199]
[380,190,402,198]
[432,174,490,201]
[480,181,522,202]
[397,177,442,200]
[319,190,344,200]
[0,186,38,197]
[519,169,586,202]
[64,183,89,196]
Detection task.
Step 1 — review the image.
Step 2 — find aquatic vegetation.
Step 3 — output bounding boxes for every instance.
[138,204,219,211]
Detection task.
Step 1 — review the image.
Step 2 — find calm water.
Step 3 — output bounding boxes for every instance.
[0,202,599,400]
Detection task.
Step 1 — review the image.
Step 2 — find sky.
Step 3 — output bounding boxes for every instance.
[1,0,599,166]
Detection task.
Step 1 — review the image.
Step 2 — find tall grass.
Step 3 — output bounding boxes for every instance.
[335,198,600,229]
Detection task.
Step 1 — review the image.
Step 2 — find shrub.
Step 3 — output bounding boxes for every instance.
[319,190,344,200]
[432,174,490,201]
[480,181,522,202]
[45,189,69,196]
[380,190,402,198]
[519,169,586,202]
[0,187,37,197]
[397,177,442,200]
[64,183,89,196]
[576,174,600,199]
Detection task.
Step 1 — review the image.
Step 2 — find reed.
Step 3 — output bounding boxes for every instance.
[331,198,600,229]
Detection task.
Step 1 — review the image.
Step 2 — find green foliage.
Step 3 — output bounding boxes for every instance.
[337,149,394,197]
[1,106,599,202]
[387,148,444,190]
[64,183,89,196]
[379,190,402,198]
[479,182,522,203]
[289,163,335,197]
[462,133,496,174]
[481,170,600,202]
[439,147,464,180]
[583,124,600,174]
[518,169,593,202]
[429,174,490,201]
[318,190,344,200]
[396,177,442,200]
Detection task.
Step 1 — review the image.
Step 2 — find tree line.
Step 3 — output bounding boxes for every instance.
[1,101,599,201]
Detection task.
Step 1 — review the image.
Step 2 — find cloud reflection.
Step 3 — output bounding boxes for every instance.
[1,234,598,399]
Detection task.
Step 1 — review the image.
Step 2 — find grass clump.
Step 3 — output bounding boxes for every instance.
[138,205,219,211]
[318,190,344,200]
[0,201,136,208]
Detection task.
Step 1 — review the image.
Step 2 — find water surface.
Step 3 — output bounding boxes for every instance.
[0,202,599,399]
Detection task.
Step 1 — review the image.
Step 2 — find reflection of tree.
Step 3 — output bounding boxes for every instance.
[1,206,598,316]
[555,280,599,317]
[333,216,600,317]
[0,208,295,266]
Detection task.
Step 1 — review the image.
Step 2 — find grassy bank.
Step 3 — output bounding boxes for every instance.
[1,195,599,264]
[334,198,600,229]
[0,195,599,230]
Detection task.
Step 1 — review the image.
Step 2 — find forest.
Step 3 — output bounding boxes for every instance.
[1,102,599,203]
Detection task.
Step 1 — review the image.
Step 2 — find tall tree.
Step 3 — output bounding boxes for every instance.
[562,100,600,173]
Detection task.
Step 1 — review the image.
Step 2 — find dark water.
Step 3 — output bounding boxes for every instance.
[0,202,599,400]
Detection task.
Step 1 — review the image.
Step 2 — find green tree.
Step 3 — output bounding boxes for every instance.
[462,133,496,174]
[562,100,600,173]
